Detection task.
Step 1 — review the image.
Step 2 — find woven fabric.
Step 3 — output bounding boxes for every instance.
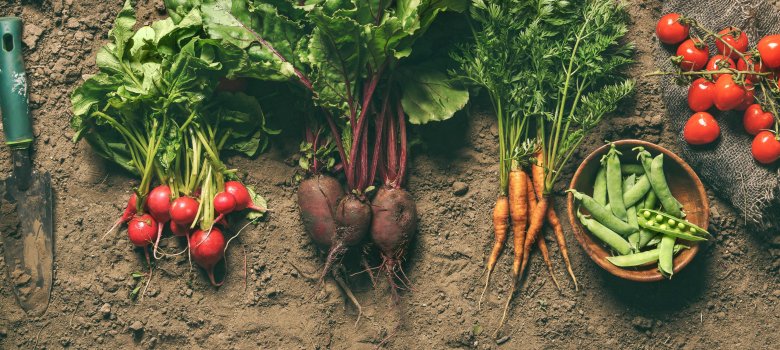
[655,0,780,238]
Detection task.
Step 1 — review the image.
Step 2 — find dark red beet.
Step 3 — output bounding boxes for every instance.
[370,186,418,300]
[297,174,344,246]
[317,194,371,281]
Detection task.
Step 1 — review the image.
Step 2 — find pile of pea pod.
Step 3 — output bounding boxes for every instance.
[570,144,711,278]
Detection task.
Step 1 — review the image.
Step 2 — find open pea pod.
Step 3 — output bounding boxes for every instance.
[637,209,711,241]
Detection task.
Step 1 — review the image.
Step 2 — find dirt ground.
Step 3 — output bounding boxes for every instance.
[0,0,778,349]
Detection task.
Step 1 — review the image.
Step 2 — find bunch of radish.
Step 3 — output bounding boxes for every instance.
[655,13,780,164]
[110,180,265,287]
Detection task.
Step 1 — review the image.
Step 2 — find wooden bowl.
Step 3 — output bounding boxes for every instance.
[566,140,709,282]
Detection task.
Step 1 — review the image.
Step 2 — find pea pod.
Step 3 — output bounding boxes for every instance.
[593,167,607,206]
[638,190,656,248]
[623,175,651,208]
[606,244,688,267]
[636,147,683,218]
[621,163,645,175]
[637,209,711,241]
[646,234,662,247]
[603,144,627,220]
[658,235,676,278]
[625,175,639,251]
[577,211,632,255]
[570,189,638,236]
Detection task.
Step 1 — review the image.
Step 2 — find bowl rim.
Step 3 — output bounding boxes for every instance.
[566,139,709,282]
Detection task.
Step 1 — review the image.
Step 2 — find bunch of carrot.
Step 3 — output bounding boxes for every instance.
[482,151,578,334]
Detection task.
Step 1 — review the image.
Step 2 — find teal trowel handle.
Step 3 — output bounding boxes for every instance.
[0,17,33,150]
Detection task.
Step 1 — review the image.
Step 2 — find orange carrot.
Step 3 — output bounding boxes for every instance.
[479,195,509,309]
[519,151,548,278]
[495,169,529,336]
[508,170,528,284]
[526,175,561,292]
[546,207,578,291]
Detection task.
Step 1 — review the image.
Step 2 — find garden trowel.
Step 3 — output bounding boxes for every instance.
[0,17,53,317]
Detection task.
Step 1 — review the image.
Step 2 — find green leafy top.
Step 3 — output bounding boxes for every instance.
[453,0,634,194]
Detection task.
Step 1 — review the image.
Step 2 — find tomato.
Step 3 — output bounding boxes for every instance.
[751,130,780,164]
[684,112,720,145]
[713,74,746,111]
[715,27,749,60]
[656,13,690,45]
[687,78,714,112]
[736,85,755,111]
[676,39,709,71]
[737,54,771,83]
[757,34,780,69]
[706,55,736,79]
[743,104,776,135]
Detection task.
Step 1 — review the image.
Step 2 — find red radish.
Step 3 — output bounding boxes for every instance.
[103,193,138,239]
[213,191,237,224]
[370,186,418,300]
[298,174,344,247]
[147,185,172,223]
[127,214,159,247]
[170,196,199,226]
[190,227,226,286]
[225,181,266,212]
[752,131,780,164]
[743,104,775,135]
[170,221,190,237]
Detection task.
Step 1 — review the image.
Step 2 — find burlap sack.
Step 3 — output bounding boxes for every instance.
[655,0,780,240]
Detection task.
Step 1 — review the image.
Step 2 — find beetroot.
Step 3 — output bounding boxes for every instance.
[190,227,226,286]
[297,174,344,246]
[317,194,372,280]
[370,186,418,260]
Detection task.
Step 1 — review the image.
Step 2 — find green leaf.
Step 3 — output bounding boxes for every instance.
[110,0,138,61]
[398,66,469,124]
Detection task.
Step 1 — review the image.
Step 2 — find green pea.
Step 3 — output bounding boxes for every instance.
[655,214,663,222]
[660,224,668,230]
[667,219,676,226]
[677,222,685,230]
[689,227,697,234]
[643,211,651,219]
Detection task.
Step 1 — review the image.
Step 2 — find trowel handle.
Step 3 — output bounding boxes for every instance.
[0,17,33,150]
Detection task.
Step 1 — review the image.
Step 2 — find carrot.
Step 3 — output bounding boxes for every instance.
[494,170,529,336]
[546,207,578,291]
[479,195,509,309]
[526,175,561,292]
[519,151,548,278]
[508,170,529,285]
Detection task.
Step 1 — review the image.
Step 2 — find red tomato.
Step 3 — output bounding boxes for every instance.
[757,34,780,69]
[713,75,746,111]
[687,78,714,112]
[751,130,780,164]
[743,104,776,135]
[656,13,690,45]
[706,55,736,79]
[676,39,709,71]
[736,85,755,111]
[684,112,720,145]
[715,27,749,60]
[737,54,771,83]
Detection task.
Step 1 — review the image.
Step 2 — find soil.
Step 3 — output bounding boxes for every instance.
[0,0,778,349]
